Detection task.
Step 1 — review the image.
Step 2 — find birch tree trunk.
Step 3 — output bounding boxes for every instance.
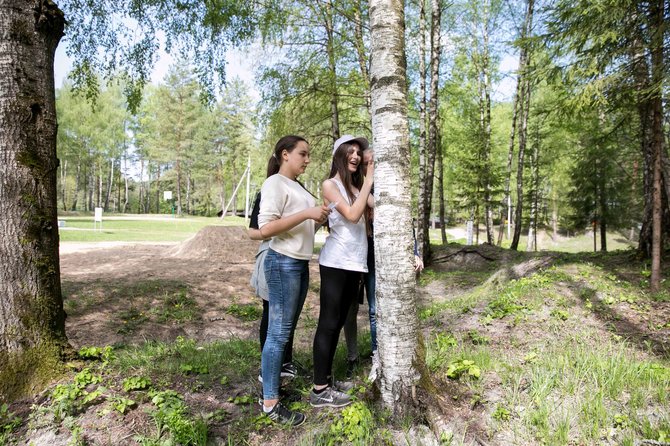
[0,0,68,400]
[369,0,422,414]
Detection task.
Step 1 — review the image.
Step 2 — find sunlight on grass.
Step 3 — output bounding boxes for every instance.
[58,214,247,242]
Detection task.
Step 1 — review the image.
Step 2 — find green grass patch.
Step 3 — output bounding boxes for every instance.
[226,303,262,322]
[58,215,247,243]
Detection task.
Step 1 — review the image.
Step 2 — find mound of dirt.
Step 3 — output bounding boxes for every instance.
[169,225,260,263]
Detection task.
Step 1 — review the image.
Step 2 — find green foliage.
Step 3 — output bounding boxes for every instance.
[466,330,490,345]
[492,405,512,422]
[122,376,152,392]
[225,303,262,321]
[78,346,114,363]
[109,396,137,415]
[0,404,21,444]
[446,359,481,380]
[149,390,208,446]
[427,332,458,371]
[180,363,209,375]
[50,368,107,421]
[329,402,374,444]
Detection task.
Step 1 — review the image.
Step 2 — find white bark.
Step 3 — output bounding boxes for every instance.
[369,0,421,414]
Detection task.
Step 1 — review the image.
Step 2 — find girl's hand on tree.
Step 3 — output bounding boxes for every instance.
[365,158,374,183]
[414,255,424,272]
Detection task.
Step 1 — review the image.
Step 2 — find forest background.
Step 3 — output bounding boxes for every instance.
[52,0,651,257]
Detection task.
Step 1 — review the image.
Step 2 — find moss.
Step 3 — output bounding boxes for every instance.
[0,342,66,402]
[9,19,33,45]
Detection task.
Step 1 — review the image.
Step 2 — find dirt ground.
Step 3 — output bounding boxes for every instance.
[19,228,668,446]
[60,226,324,351]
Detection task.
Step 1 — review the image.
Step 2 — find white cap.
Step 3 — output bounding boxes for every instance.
[333,134,369,155]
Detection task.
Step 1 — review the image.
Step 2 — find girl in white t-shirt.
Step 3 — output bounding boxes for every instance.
[257,135,331,426]
[310,135,374,408]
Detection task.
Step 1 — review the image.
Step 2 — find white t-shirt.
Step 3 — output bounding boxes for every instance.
[258,174,316,260]
[318,178,368,272]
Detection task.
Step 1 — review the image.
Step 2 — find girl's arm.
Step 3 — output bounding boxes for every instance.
[248,228,264,240]
[324,161,374,223]
[259,205,330,239]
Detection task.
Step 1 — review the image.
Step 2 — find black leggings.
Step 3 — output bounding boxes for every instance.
[313,265,362,386]
[260,300,293,365]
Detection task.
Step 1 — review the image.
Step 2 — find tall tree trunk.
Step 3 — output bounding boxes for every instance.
[59,158,67,211]
[176,159,182,216]
[325,0,340,141]
[369,0,423,415]
[417,0,429,262]
[71,159,80,211]
[0,0,68,400]
[437,130,447,243]
[649,0,664,292]
[498,0,533,246]
[510,75,531,250]
[104,158,113,211]
[423,0,441,261]
[526,138,538,251]
[353,0,371,117]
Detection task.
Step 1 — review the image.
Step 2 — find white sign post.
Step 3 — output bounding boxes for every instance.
[163,191,174,217]
[94,207,103,231]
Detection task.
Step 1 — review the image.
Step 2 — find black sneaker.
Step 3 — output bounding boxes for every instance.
[281,362,298,379]
[309,387,351,408]
[264,402,306,426]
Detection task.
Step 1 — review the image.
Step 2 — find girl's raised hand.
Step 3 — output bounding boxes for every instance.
[365,158,374,183]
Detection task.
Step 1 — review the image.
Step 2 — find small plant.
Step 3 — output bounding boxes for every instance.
[0,403,21,444]
[329,402,373,443]
[149,390,208,446]
[225,303,262,322]
[446,359,481,380]
[228,395,255,405]
[180,363,209,375]
[123,376,152,392]
[110,396,137,414]
[78,346,114,363]
[550,309,569,321]
[492,404,511,422]
[74,368,102,387]
[467,330,490,345]
[612,413,629,428]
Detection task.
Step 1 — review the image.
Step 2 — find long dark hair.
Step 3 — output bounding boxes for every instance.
[328,142,364,205]
[266,135,308,177]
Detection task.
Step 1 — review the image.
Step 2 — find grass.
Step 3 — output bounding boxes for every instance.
[420,250,670,445]
[58,214,248,242]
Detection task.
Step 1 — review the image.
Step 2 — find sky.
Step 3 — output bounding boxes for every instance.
[53,39,261,102]
[54,41,517,104]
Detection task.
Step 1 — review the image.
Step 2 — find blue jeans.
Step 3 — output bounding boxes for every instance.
[261,249,309,400]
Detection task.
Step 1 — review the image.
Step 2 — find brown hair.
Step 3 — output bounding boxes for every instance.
[328,142,364,205]
[266,135,309,177]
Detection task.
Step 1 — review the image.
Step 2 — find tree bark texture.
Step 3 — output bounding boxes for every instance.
[649,0,664,292]
[369,0,422,414]
[417,0,428,263]
[510,75,531,250]
[0,0,67,399]
[423,0,441,260]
